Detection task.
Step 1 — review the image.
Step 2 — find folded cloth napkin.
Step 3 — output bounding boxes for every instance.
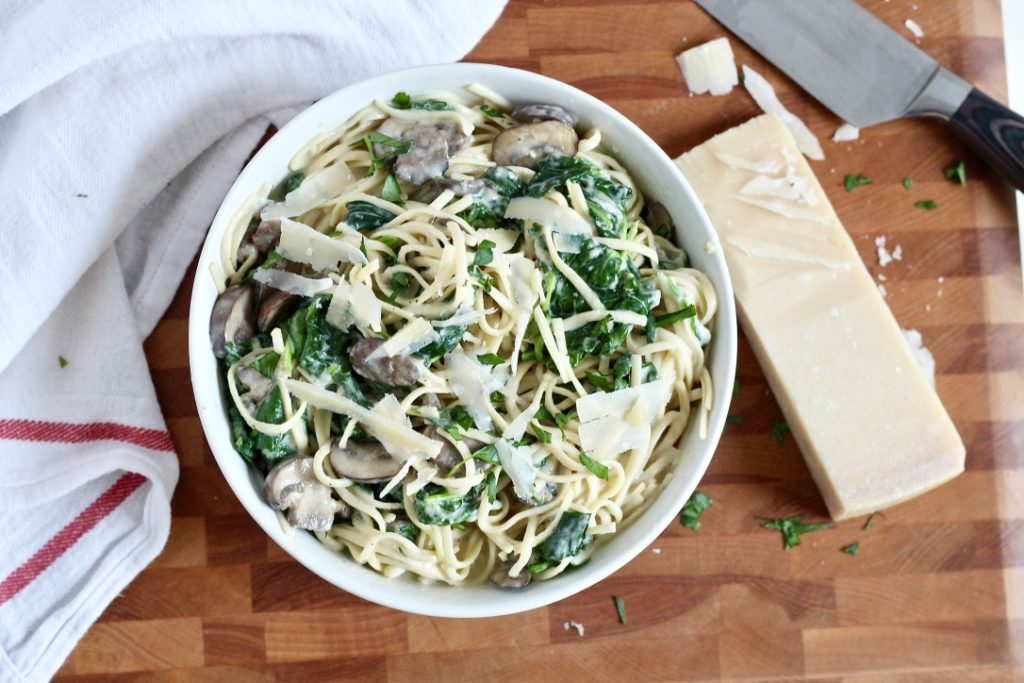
[0,1,505,679]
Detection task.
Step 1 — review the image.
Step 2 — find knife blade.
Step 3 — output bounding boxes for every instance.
[696,0,1024,191]
[694,0,968,127]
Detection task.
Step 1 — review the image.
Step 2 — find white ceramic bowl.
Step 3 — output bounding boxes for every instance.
[188,62,736,617]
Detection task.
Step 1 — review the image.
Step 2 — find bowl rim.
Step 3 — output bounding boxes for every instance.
[188,61,736,618]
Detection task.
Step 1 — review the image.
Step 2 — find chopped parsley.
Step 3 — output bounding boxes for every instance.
[354,132,411,177]
[613,595,628,625]
[58,356,69,368]
[381,172,402,202]
[914,199,938,210]
[771,419,790,446]
[469,239,496,291]
[74,192,88,198]
[476,352,505,366]
[386,271,411,304]
[843,174,872,192]
[759,515,833,550]
[480,103,505,119]
[723,414,743,432]
[863,512,880,530]
[902,177,913,190]
[579,451,609,480]
[653,305,696,328]
[680,490,713,531]
[945,159,966,186]
[390,91,453,111]
[841,541,860,555]
[733,376,742,396]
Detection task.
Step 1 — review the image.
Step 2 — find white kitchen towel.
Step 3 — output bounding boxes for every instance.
[0,1,505,680]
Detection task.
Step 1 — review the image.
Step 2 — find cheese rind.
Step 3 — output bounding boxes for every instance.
[676,114,965,520]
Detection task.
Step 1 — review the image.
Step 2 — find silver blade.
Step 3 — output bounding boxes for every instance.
[695,0,941,127]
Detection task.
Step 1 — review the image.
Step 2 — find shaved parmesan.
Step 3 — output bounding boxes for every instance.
[577,412,649,457]
[277,217,367,270]
[740,174,818,206]
[713,152,783,174]
[474,228,519,254]
[283,379,441,461]
[368,317,437,360]
[576,379,672,424]
[832,123,860,142]
[326,280,381,334]
[251,269,333,297]
[503,392,544,442]
[677,37,739,96]
[505,197,593,236]
[446,350,506,432]
[432,306,493,328]
[735,195,830,224]
[505,254,539,377]
[742,66,824,161]
[494,440,540,503]
[261,163,354,219]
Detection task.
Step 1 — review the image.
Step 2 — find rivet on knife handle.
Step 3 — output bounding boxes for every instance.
[946,89,1024,192]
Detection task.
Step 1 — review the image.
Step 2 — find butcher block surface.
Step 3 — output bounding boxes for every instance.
[56,0,1024,680]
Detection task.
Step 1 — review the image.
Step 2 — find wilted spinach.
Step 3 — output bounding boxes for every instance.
[413,483,485,526]
[538,511,591,561]
[525,156,632,238]
[417,323,467,363]
[345,201,398,231]
[457,166,525,229]
[284,296,368,406]
[251,386,297,473]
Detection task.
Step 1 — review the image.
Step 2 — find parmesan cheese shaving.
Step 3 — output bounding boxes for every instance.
[505,196,594,236]
[576,379,673,424]
[832,123,860,142]
[278,217,367,270]
[742,66,824,161]
[251,269,333,297]
[445,350,505,433]
[676,37,739,96]
[494,440,539,503]
[326,280,382,334]
[368,317,437,360]
[284,379,441,461]
[261,163,354,219]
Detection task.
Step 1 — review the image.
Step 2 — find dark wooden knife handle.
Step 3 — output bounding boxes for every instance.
[947,88,1024,191]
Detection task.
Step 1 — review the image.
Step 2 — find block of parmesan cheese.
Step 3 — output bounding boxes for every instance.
[676,114,964,520]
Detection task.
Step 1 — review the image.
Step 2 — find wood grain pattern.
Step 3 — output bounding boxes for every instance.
[54,0,1024,680]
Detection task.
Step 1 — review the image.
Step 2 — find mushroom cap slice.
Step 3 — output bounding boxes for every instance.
[329,439,403,483]
[392,126,449,185]
[492,121,579,170]
[256,290,301,333]
[349,337,420,387]
[488,559,531,589]
[210,283,256,358]
[262,456,347,532]
[251,218,282,253]
[642,201,675,236]
[511,103,578,127]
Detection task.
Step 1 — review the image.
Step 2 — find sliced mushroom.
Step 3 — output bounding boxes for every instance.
[257,290,301,332]
[511,103,578,127]
[251,218,282,253]
[375,119,472,186]
[329,439,403,482]
[642,201,675,237]
[492,121,579,170]
[349,337,420,386]
[425,427,482,476]
[235,242,257,268]
[515,482,556,507]
[210,283,256,358]
[236,365,274,408]
[262,456,348,532]
[488,559,531,589]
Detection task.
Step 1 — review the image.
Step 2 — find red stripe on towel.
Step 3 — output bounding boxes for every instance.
[0,472,147,606]
[0,419,174,452]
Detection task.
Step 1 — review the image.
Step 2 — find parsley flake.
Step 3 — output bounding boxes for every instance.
[613,596,628,625]
[771,419,790,446]
[58,356,69,368]
[843,174,872,192]
[841,541,860,556]
[759,515,833,550]
[579,451,609,480]
[476,353,505,366]
[75,192,88,198]
[914,199,938,210]
[944,159,966,186]
[680,490,713,531]
[902,177,913,190]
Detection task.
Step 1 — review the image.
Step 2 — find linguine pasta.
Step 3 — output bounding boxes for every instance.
[210,84,716,587]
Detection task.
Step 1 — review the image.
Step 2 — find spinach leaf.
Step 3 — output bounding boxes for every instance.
[286,297,368,406]
[391,91,454,111]
[476,353,504,366]
[579,452,608,479]
[252,386,296,473]
[538,511,591,561]
[480,103,505,119]
[250,351,280,379]
[416,323,466,363]
[381,172,402,202]
[386,271,412,304]
[228,403,256,467]
[525,156,632,238]
[269,171,305,201]
[413,483,484,526]
[431,404,475,441]
[388,517,420,543]
[345,201,398,231]
[457,166,525,229]
[539,237,658,367]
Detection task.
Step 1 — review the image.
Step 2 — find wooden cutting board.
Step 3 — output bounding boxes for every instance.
[55,0,1024,680]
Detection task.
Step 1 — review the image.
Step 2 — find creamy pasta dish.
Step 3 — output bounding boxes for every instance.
[209,84,716,587]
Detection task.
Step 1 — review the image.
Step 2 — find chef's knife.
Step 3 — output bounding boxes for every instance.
[695,0,1024,191]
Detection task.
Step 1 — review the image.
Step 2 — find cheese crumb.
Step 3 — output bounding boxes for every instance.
[905,19,924,39]
[875,236,893,267]
[877,284,888,298]
[892,245,903,261]
[877,273,887,282]
[901,328,936,389]
[652,547,662,555]
[563,621,586,637]
[832,123,860,142]
[704,240,718,254]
